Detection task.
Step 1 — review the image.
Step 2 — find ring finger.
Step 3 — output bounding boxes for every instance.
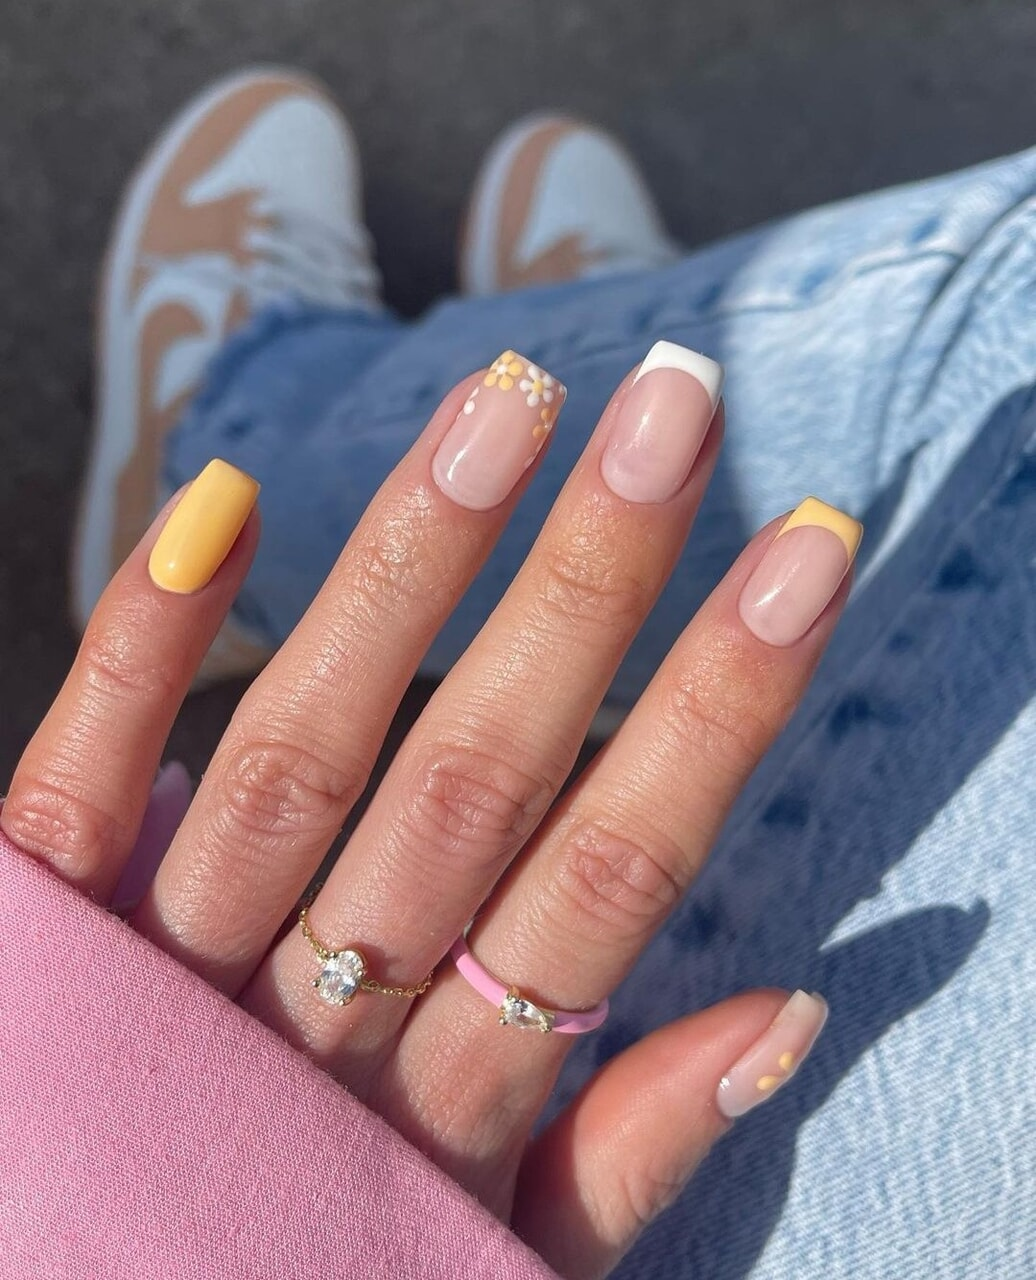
[397,496,862,1183]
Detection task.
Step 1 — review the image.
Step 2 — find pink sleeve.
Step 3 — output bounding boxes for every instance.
[0,832,558,1280]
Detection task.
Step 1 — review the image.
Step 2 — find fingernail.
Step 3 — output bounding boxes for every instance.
[738,497,863,646]
[717,990,829,1119]
[148,459,259,594]
[600,341,723,503]
[432,350,566,510]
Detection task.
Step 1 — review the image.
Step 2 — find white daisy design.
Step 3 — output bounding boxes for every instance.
[519,364,556,408]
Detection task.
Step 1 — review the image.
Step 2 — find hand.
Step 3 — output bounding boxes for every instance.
[2,346,858,1278]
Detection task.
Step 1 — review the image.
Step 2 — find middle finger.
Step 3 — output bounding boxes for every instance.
[245,342,725,1072]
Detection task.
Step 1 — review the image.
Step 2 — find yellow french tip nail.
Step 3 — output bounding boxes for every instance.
[148,459,259,594]
[776,495,863,562]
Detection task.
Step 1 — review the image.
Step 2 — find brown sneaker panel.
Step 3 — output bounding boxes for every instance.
[136,76,326,275]
[111,300,204,571]
[105,75,327,595]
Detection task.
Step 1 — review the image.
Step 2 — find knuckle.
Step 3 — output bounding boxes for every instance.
[397,745,552,872]
[3,777,126,879]
[551,819,683,945]
[534,538,652,634]
[79,617,178,705]
[218,739,359,842]
[345,520,453,630]
[614,1158,687,1233]
[349,540,420,624]
[658,663,770,785]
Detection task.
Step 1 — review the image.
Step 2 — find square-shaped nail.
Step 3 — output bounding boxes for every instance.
[738,497,863,646]
[148,459,259,594]
[432,351,566,510]
[600,340,723,503]
[717,990,829,1119]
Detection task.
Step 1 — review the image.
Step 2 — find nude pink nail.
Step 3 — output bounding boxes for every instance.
[738,497,864,647]
[432,350,566,511]
[600,341,723,503]
[716,990,829,1119]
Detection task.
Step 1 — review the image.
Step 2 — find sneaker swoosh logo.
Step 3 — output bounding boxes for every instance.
[501,233,608,290]
[493,117,607,289]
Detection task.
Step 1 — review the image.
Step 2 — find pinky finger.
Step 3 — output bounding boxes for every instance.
[1,459,258,901]
[511,989,828,1280]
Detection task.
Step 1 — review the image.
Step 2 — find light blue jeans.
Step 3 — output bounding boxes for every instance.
[167,148,1036,1278]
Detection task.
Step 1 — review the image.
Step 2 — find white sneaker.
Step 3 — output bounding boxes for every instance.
[459,114,680,296]
[75,67,381,684]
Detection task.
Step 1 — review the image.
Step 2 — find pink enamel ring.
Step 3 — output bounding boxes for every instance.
[450,935,609,1034]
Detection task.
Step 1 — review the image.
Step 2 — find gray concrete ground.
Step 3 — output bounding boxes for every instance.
[2,0,1035,783]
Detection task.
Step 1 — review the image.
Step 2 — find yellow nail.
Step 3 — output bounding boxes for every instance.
[776,495,863,562]
[148,459,259,594]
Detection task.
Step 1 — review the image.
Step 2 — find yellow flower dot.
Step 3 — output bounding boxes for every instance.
[778,1052,795,1072]
[756,1075,782,1092]
[532,424,547,440]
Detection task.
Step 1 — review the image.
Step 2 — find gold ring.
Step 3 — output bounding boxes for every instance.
[298,903,434,1008]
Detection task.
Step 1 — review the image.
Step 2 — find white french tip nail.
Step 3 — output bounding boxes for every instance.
[633,340,725,410]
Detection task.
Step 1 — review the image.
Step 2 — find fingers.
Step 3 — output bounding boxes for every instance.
[511,990,829,1280]
[395,496,858,1159]
[454,498,862,1015]
[132,357,565,991]
[244,346,725,1067]
[1,461,258,901]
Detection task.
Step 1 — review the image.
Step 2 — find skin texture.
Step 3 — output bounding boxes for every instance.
[1,360,853,1278]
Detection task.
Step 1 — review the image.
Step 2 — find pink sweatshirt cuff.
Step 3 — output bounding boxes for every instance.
[0,831,557,1279]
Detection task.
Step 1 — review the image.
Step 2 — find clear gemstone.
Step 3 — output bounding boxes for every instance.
[499,993,555,1033]
[314,949,365,1006]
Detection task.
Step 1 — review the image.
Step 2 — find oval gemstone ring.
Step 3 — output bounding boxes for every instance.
[298,902,435,1008]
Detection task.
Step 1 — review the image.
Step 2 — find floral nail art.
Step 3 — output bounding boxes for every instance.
[484,350,525,391]
[433,349,567,511]
[480,350,567,441]
[519,363,557,408]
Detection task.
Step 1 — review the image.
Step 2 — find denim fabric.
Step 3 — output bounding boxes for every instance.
[165,147,1036,1278]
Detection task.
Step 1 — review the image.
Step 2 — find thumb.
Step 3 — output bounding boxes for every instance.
[512,988,828,1280]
